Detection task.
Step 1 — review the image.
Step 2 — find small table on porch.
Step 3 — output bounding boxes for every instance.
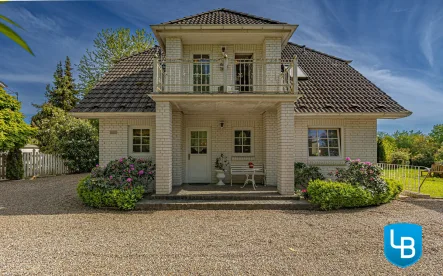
[241,168,259,190]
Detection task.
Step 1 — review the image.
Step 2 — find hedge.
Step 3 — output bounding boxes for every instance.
[307,179,402,210]
[77,176,145,210]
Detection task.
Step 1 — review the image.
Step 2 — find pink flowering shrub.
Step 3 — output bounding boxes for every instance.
[330,158,387,194]
[78,157,155,210]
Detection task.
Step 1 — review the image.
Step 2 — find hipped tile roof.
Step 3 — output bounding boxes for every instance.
[159,8,287,25]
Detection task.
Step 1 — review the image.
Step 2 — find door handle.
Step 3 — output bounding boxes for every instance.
[188,154,190,160]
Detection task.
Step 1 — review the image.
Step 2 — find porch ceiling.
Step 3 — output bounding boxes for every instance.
[171,100,279,114]
[150,93,300,114]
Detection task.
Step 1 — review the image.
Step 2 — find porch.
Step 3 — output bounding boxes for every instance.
[154,102,296,196]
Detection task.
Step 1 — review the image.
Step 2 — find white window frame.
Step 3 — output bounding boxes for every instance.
[129,126,151,155]
[307,128,342,158]
[191,53,211,93]
[233,128,254,156]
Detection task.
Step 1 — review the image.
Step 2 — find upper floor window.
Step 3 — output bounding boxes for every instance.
[193,54,210,92]
[308,129,340,157]
[131,128,150,153]
[234,130,252,154]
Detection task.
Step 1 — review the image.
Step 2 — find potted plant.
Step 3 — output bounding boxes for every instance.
[248,162,254,168]
[215,153,230,185]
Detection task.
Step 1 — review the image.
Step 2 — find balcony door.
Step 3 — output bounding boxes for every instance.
[235,54,253,92]
[186,128,211,183]
[193,54,210,92]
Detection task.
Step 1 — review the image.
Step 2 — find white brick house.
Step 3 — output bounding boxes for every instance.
[71,8,411,195]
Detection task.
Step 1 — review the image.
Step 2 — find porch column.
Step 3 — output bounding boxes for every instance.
[263,38,282,92]
[165,37,182,93]
[277,102,295,195]
[263,111,277,185]
[172,111,184,186]
[156,102,173,194]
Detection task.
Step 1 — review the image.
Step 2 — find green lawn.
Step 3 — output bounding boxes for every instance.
[383,168,443,198]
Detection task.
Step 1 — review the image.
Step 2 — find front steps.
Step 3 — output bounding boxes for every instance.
[135,193,313,210]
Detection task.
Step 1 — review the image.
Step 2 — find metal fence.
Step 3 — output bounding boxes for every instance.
[0,149,69,180]
[376,163,429,193]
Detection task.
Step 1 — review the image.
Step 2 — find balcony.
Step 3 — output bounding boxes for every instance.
[153,56,299,94]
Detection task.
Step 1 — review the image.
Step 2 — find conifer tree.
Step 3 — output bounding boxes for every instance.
[43,57,79,112]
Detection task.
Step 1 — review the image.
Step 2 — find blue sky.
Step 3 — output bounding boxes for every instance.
[1,0,442,133]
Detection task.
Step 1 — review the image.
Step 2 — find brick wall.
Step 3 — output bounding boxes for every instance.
[98,117,156,165]
[277,103,295,194]
[263,111,277,185]
[172,112,184,186]
[155,102,173,194]
[294,117,377,175]
[98,114,378,190]
[165,37,183,93]
[263,38,282,92]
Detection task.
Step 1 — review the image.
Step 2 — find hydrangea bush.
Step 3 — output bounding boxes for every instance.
[78,156,155,210]
[330,157,387,194]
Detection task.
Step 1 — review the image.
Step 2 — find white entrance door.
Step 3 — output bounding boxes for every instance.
[187,128,211,183]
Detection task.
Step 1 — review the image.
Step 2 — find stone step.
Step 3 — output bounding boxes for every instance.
[135,199,313,210]
[147,194,300,201]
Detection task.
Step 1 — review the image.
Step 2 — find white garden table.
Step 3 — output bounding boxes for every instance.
[241,168,259,190]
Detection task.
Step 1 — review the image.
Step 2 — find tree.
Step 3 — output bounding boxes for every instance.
[392,130,422,150]
[43,57,79,112]
[77,28,155,96]
[430,124,443,145]
[435,146,443,163]
[6,148,23,180]
[34,104,98,172]
[0,1,34,55]
[0,87,35,151]
[377,135,396,163]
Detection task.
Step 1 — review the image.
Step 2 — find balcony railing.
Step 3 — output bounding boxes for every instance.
[153,56,298,94]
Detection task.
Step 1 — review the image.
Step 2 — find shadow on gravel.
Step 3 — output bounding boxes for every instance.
[399,198,443,214]
[0,174,156,216]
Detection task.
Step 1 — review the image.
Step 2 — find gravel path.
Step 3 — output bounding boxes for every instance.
[0,174,442,275]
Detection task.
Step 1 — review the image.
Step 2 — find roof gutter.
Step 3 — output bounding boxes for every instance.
[294,111,412,119]
[69,112,155,119]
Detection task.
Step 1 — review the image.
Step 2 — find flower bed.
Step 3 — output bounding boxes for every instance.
[307,158,402,210]
[77,157,155,210]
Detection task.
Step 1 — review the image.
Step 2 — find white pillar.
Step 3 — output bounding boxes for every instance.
[277,102,295,195]
[263,111,277,185]
[263,38,282,93]
[165,37,183,93]
[155,102,173,194]
[172,111,183,186]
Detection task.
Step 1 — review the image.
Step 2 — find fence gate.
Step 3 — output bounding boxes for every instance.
[0,149,69,180]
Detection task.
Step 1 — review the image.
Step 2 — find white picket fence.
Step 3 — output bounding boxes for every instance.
[0,149,69,180]
[376,163,429,193]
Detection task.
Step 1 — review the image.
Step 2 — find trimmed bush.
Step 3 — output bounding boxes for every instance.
[294,162,325,189]
[308,179,402,210]
[6,148,24,180]
[77,157,155,210]
[77,176,144,210]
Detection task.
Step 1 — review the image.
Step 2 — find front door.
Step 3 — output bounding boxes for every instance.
[187,128,211,183]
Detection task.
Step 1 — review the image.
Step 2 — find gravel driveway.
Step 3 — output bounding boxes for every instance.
[0,174,442,275]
